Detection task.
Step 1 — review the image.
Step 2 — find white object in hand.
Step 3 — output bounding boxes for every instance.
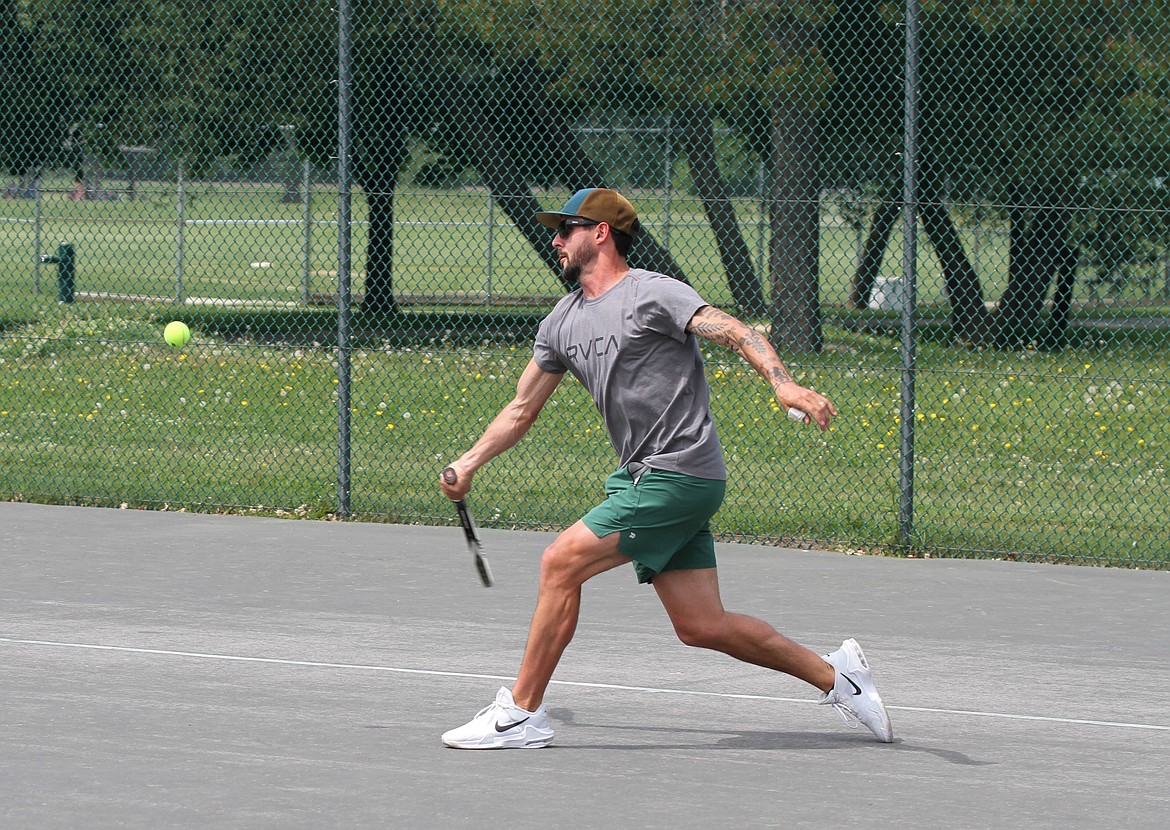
[787,407,809,424]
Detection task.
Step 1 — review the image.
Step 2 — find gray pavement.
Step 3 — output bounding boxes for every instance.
[2,502,1168,829]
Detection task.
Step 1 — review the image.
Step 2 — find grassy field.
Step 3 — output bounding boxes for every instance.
[0,303,1166,568]
[2,181,1168,568]
[3,179,1027,309]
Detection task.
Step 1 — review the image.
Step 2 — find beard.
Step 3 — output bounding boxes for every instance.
[560,243,598,288]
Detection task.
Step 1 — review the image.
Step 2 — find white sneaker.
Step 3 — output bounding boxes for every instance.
[821,638,894,743]
[441,687,554,749]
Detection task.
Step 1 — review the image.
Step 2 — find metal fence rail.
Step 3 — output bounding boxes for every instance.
[2,0,1167,568]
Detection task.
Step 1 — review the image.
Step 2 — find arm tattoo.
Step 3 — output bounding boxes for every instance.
[688,306,793,386]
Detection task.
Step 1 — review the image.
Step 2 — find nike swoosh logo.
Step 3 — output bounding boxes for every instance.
[495,717,530,732]
[843,675,862,695]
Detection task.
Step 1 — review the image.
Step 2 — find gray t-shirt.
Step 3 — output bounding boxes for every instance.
[533,269,727,480]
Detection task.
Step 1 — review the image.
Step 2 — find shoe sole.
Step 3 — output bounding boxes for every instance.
[442,727,554,749]
[442,736,553,749]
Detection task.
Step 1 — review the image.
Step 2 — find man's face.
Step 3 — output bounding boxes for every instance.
[552,219,600,285]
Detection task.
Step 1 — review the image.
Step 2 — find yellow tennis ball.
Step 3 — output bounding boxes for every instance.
[164,321,191,347]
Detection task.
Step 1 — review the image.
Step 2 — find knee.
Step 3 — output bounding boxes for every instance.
[672,618,723,650]
[538,540,587,591]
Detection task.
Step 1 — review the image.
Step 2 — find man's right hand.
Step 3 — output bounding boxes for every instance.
[440,463,473,501]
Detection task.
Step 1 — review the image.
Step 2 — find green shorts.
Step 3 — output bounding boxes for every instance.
[582,466,726,584]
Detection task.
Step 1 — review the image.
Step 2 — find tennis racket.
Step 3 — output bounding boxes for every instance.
[441,467,494,587]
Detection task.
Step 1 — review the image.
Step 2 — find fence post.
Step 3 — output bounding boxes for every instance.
[663,116,673,249]
[897,0,922,549]
[757,158,767,277]
[335,0,354,517]
[301,159,313,305]
[484,189,496,305]
[175,164,186,302]
[1163,248,1170,301]
[33,181,44,294]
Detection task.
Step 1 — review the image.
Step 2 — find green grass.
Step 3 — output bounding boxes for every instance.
[0,306,1165,568]
[2,180,1168,568]
[3,179,1142,309]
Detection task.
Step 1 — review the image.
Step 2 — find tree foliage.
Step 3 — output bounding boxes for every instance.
[8,0,1169,345]
[1,1,71,177]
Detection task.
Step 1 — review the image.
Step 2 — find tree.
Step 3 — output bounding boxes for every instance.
[831,1,1170,349]
[591,0,837,348]
[13,0,831,330]
[24,0,1166,343]
[821,1,901,311]
[621,0,767,315]
[676,100,764,313]
[300,0,690,309]
[0,2,71,188]
[434,2,687,287]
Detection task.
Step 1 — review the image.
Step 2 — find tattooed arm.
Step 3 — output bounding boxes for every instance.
[686,305,838,430]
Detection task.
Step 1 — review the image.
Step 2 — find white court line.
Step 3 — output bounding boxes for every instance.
[3,636,1168,733]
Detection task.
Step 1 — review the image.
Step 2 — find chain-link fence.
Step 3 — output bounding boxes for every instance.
[2,1,1167,567]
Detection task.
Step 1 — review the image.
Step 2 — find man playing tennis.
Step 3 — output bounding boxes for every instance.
[439,187,893,748]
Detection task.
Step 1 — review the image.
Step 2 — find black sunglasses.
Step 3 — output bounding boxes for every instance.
[555,218,599,238]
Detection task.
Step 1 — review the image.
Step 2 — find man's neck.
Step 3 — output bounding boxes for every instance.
[579,262,630,300]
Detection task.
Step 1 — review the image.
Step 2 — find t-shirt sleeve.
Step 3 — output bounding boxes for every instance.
[637,274,708,342]
[533,312,568,373]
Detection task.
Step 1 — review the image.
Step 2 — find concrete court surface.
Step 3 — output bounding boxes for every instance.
[2,501,1168,829]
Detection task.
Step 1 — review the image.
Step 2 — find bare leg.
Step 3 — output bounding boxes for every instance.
[652,567,836,692]
[511,521,630,710]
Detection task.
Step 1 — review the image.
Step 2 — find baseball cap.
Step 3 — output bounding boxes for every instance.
[535,188,639,235]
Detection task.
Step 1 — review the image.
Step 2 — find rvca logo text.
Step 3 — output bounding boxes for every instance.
[566,334,618,363]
